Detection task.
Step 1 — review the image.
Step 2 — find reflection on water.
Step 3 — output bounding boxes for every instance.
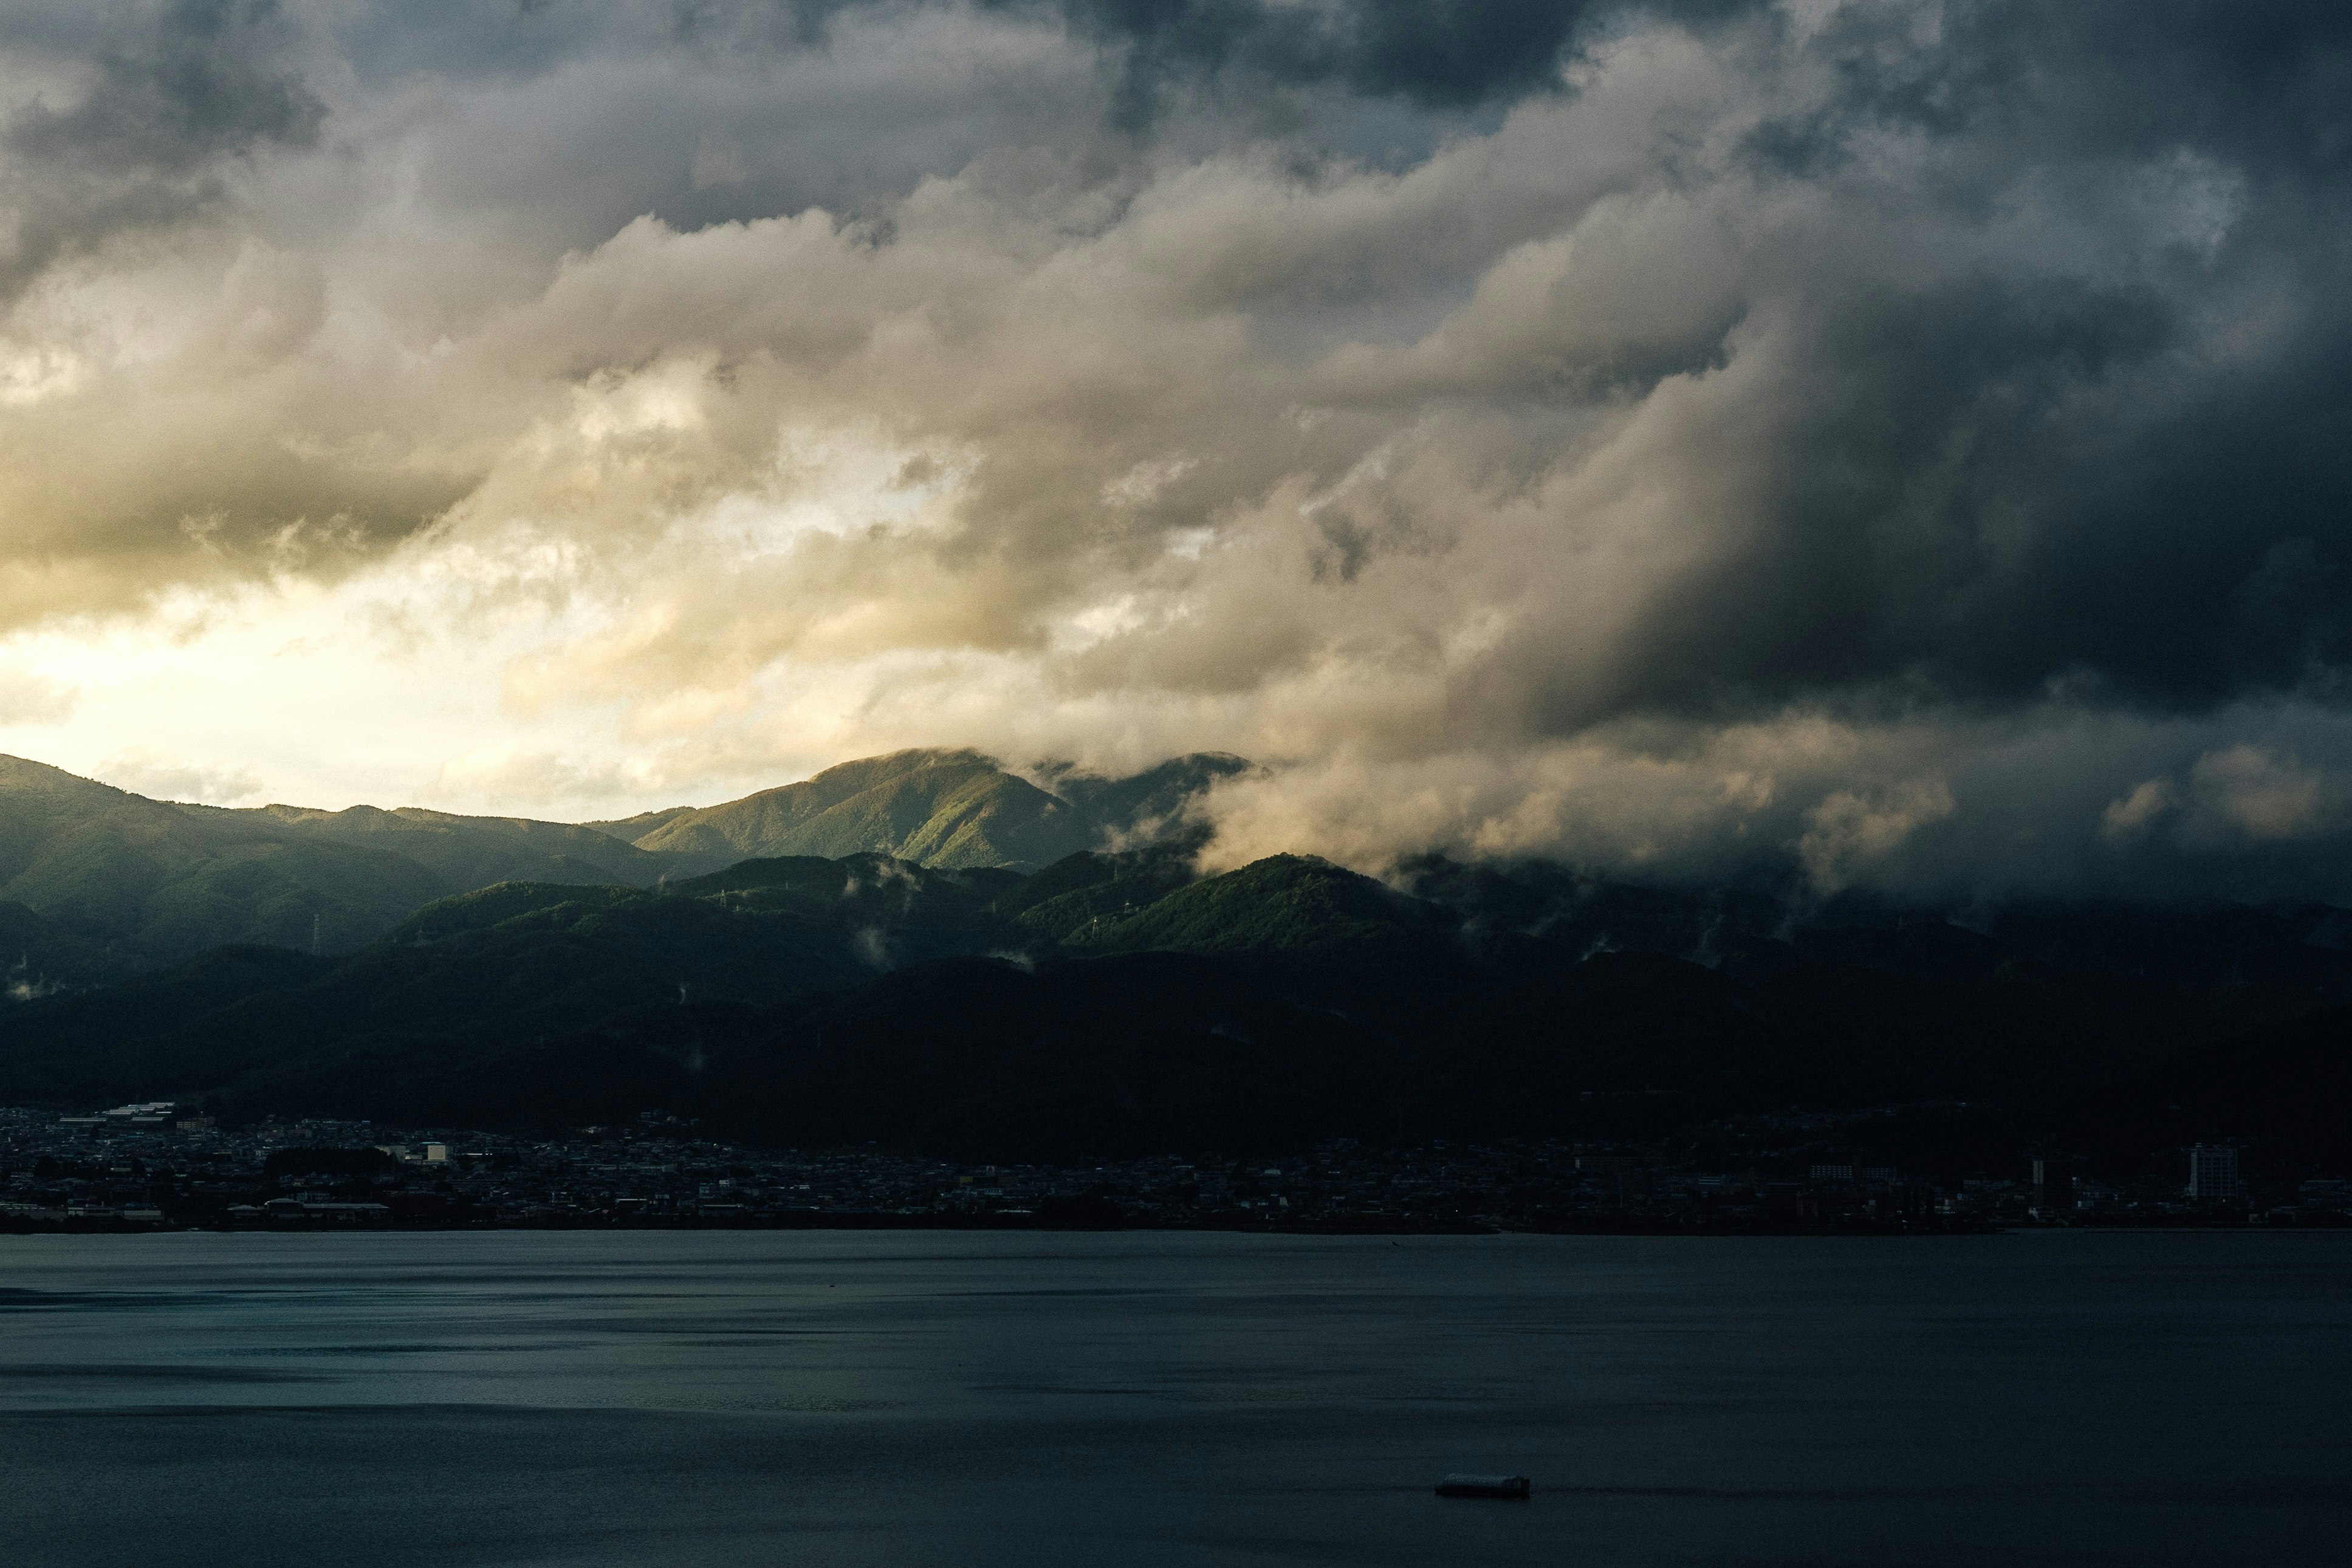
[0,1230,2344,1566]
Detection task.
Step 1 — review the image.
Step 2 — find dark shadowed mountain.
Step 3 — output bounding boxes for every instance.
[2,841,2348,1169]
[991,835,1209,940]
[0,898,145,996]
[1066,853,1449,957]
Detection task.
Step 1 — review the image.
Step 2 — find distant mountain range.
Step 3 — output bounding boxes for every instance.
[0,748,1249,981]
[1,822,2348,1171]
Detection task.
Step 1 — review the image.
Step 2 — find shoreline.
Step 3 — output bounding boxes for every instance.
[6,1213,2225,1239]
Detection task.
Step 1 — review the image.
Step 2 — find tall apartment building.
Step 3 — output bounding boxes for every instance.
[2032,1157,2074,1210]
[2187,1144,2241,1201]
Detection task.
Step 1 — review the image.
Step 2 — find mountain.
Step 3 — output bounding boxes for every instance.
[614,748,1243,872]
[0,850,1026,1116]
[6,841,2348,1168]
[231,803,672,891]
[580,806,700,841]
[2102,1001,2352,1171]
[673,951,1397,1162]
[0,755,710,981]
[992,838,1205,940]
[625,750,1084,871]
[0,756,457,977]
[1037,753,1253,842]
[6,742,2351,1170]
[0,899,141,996]
[1065,853,1453,962]
[0,747,1244,982]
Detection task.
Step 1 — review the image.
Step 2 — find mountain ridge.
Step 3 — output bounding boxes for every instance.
[0,748,1245,980]
[1,842,2343,1168]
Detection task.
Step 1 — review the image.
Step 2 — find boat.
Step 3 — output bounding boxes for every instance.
[1435,1474,1531,1499]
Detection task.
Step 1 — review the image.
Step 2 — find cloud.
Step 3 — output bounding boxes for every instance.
[100,748,262,804]
[0,663,74,724]
[0,1,2345,899]
[1798,778,1956,894]
[995,0,1739,121]
[2100,779,2178,843]
[1186,702,2352,905]
[2186,745,2352,843]
[434,744,650,810]
[690,132,748,191]
[0,0,323,300]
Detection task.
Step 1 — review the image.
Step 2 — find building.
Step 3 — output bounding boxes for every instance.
[2187,1145,2241,1201]
[2032,1157,2074,1210]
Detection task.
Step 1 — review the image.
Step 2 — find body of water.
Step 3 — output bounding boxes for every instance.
[0,1229,2343,1566]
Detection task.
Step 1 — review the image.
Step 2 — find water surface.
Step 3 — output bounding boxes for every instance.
[0,1230,2342,1566]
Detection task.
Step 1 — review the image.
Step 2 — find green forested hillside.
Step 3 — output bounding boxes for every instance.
[233,803,673,888]
[616,749,1247,872]
[578,805,701,841]
[0,756,456,975]
[993,837,1206,940]
[625,750,1089,871]
[1065,854,1447,956]
[0,748,1244,981]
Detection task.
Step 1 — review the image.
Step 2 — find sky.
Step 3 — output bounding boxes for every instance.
[0,0,2348,902]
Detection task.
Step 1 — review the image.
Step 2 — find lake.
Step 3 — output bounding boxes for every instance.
[0,1230,2343,1566]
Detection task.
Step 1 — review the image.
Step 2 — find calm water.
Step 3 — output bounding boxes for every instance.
[0,1230,2343,1567]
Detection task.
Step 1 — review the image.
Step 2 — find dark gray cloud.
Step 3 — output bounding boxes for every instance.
[1563,273,2247,722]
[1016,0,1627,118]
[1358,0,2352,736]
[8,0,320,172]
[1781,1,2352,176]
[950,1,1778,129]
[0,0,320,296]
[1715,6,2352,719]
[318,0,1731,122]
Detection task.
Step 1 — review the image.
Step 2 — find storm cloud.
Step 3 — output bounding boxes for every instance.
[0,0,2349,900]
